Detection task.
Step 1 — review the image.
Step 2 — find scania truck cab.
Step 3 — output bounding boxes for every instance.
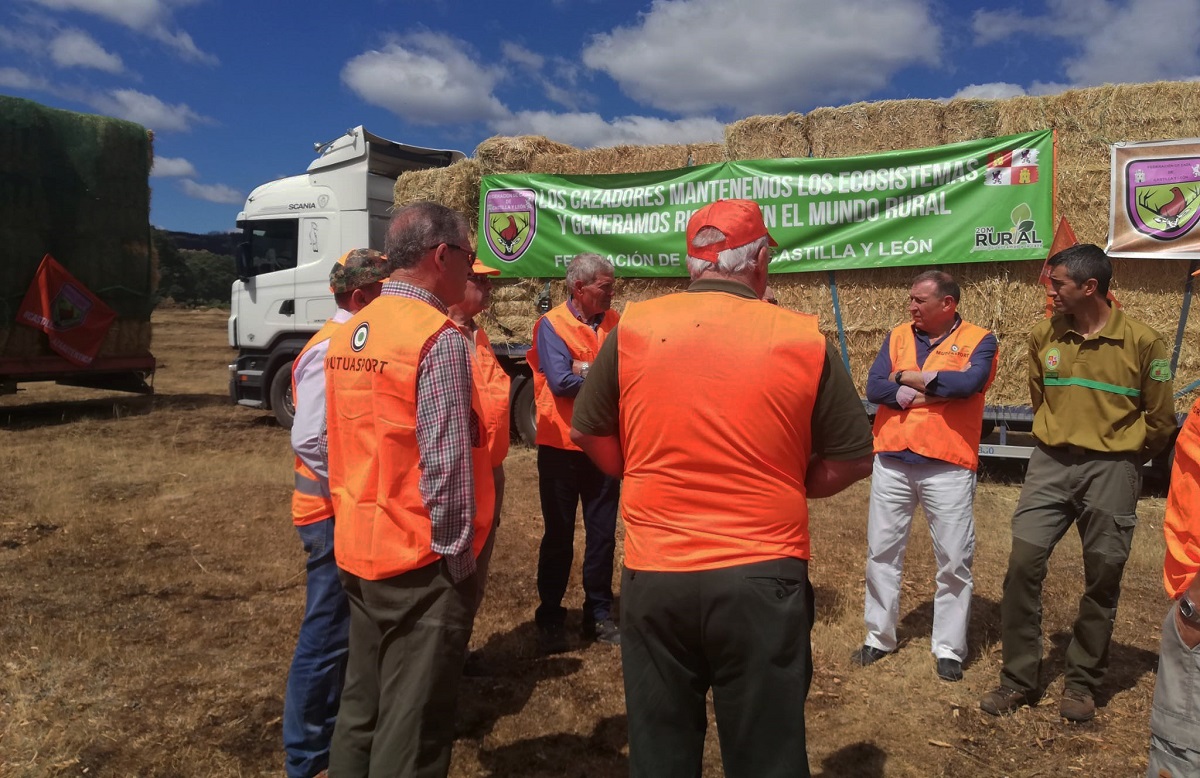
[228,127,464,425]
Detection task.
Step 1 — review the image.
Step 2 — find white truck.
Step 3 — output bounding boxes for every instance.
[228,127,466,426]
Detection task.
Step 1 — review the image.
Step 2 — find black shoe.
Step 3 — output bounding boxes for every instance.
[584,618,621,645]
[849,645,891,667]
[537,623,569,655]
[936,657,963,682]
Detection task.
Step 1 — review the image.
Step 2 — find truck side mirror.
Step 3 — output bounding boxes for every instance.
[235,243,251,282]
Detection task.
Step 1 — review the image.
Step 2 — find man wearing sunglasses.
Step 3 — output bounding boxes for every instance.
[323,201,494,777]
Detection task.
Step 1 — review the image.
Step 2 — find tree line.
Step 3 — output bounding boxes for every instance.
[153,228,238,307]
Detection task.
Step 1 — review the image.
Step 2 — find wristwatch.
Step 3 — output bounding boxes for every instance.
[894,371,904,385]
[580,361,591,378]
[1180,594,1200,626]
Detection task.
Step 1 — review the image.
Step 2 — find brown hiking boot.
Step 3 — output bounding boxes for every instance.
[979,686,1032,716]
[1060,688,1095,722]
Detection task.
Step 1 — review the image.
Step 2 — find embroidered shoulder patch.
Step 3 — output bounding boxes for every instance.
[1150,358,1172,382]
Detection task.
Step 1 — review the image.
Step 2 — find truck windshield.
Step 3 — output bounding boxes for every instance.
[237,218,299,278]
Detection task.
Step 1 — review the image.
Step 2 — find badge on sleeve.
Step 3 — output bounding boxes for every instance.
[1150,358,1173,382]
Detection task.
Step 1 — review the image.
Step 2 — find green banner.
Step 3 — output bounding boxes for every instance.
[477,130,1054,277]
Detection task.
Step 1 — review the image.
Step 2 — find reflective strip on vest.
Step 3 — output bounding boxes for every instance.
[528,302,618,451]
[294,469,331,498]
[617,291,824,572]
[291,319,341,526]
[871,320,996,471]
[1043,376,1140,397]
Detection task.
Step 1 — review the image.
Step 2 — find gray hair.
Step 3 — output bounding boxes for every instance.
[566,253,614,288]
[383,201,469,273]
[911,270,960,304]
[686,228,768,279]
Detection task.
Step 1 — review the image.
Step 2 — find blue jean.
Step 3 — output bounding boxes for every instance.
[535,445,620,627]
[284,517,350,778]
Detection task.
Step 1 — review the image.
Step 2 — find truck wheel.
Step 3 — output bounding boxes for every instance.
[513,378,537,447]
[269,360,296,430]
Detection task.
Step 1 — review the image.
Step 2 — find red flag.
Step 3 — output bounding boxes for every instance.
[16,254,117,366]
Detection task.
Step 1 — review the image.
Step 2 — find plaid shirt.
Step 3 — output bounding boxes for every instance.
[320,280,479,581]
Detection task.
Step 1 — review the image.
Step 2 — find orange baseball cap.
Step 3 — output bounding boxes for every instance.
[686,199,777,263]
[471,258,501,276]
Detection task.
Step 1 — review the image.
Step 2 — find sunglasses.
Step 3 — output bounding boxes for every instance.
[428,242,476,263]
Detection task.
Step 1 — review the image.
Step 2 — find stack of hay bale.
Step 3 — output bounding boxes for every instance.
[0,95,155,361]
[394,81,1200,409]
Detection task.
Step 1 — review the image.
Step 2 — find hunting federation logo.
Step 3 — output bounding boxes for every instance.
[51,282,93,330]
[1125,157,1200,241]
[483,189,536,262]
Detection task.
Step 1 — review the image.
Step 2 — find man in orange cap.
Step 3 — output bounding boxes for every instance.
[571,199,874,777]
[285,248,387,778]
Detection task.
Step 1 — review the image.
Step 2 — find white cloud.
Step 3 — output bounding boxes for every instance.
[581,0,941,115]
[150,156,196,177]
[0,67,57,92]
[342,32,508,124]
[87,88,209,131]
[972,0,1200,87]
[179,178,242,204]
[502,42,544,71]
[49,28,123,72]
[490,110,725,148]
[0,25,42,56]
[27,0,218,64]
[950,82,1027,100]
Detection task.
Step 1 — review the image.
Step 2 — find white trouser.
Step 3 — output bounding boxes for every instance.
[863,454,976,661]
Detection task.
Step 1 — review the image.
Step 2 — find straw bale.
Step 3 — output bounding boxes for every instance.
[1056,166,1110,246]
[529,143,724,176]
[995,95,1053,137]
[725,114,810,160]
[3,325,43,358]
[394,159,483,230]
[1048,83,1122,169]
[475,136,576,175]
[1105,81,1200,147]
[808,99,945,158]
[941,99,1000,145]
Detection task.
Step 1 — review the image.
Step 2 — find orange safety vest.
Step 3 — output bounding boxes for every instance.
[617,291,827,572]
[472,326,511,468]
[872,321,997,471]
[291,319,341,526]
[1165,397,1200,598]
[325,295,495,581]
[527,301,618,451]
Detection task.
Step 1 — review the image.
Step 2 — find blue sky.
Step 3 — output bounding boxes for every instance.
[2,0,1198,234]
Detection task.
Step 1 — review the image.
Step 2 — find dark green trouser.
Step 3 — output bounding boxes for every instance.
[999,445,1140,696]
[621,557,814,778]
[329,561,477,778]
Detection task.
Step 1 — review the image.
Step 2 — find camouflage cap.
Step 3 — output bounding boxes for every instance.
[329,248,389,293]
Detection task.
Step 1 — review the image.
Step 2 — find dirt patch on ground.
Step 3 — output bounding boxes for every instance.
[0,309,1171,776]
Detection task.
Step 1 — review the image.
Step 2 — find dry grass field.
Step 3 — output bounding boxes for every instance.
[0,308,1176,777]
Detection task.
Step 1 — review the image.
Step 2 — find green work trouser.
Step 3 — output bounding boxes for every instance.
[621,557,814,778]
[329,561,477,778]
[999,444,1141,696]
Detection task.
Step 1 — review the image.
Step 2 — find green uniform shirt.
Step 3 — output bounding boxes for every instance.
[571,278,874,462]
[1029,307,1175,458]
